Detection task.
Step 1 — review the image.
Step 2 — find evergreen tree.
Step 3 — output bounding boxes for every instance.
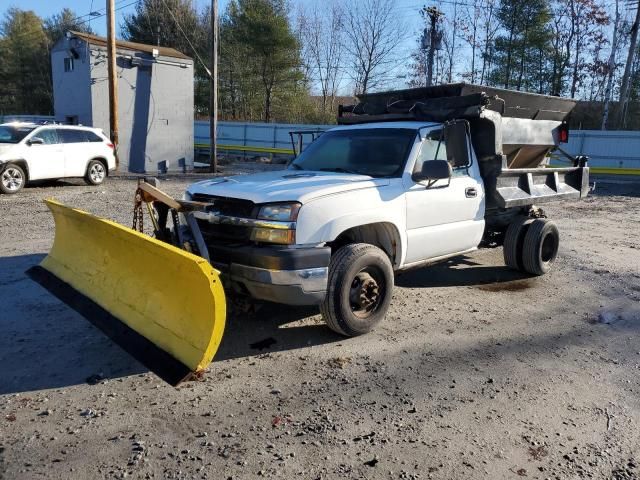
[0,8,51,114]
[222,0,303,122]
[488,0,552,92]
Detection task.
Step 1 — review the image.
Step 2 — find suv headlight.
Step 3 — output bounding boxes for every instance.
[257,202,301,222]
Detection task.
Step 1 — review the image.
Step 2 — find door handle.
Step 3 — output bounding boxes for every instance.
[465,187,477,198]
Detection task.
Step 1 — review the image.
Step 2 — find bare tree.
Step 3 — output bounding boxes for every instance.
[602,0,621,129]
[567,0,609,98]
[344,0,405,94]
[478,0,498,84]
[617,0,640,126]
[298,1,345,114]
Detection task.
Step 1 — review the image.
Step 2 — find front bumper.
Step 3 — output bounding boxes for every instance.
[211,244,331,305]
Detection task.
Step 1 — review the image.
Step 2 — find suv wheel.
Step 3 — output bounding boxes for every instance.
[320,243,394,337]
[0,164,26,194]
[85,160,106,186]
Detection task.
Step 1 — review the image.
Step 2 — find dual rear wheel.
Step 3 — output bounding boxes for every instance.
[503,217,559,275]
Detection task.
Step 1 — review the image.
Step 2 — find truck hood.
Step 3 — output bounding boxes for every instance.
[187,170,390,204]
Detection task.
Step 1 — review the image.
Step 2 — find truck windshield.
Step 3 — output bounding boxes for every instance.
[0,125,35,144]
[290,128,417,177]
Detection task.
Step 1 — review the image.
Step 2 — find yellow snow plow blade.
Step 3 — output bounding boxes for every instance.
[27,199,226,386]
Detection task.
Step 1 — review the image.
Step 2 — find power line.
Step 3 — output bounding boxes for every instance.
[159,0,212,77]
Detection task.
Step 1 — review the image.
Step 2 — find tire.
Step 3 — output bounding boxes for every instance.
[503,216,534,270]
[0,164,26,194]
[320,243,394,337]
[84,160,107,186]
[521,219,559,276]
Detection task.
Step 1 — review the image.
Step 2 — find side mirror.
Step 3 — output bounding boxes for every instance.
[444,120,471,169]
[412,160,452,184]
[28,137,44,146]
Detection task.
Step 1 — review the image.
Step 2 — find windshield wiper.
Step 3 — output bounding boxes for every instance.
[319,167,363,175]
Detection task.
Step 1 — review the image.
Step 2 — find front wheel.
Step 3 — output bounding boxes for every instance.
[84,160,107,186]
[0,164,26,194]
[320,243,394,337]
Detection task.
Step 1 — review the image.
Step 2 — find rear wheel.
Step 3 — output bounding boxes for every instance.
[85,160,107,186]
[0,164,26,194]
[521,219,559,275]
[503,216,534,270]
[320,243,394,337]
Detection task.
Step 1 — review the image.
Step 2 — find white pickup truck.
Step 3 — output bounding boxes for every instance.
[179,84,589,336]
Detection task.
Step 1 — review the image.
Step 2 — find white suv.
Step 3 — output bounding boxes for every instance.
[0,122,116,194]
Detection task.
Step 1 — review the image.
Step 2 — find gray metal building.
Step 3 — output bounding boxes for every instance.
[51,31,194,173]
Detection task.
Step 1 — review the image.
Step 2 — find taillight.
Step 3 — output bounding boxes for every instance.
[558,124,569,143]
[106,142,114,149]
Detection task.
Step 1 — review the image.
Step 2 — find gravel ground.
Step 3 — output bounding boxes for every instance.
[1,174,639,480]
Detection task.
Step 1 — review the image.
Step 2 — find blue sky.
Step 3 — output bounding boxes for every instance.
[3,0,504,92]
[4,0,215,36]
[4,0,425,43]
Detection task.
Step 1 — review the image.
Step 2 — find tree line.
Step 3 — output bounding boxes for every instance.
[0,8,93,115]
[0,0,638,129]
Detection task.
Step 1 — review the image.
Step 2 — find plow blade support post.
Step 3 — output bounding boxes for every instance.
[27,199,226,386]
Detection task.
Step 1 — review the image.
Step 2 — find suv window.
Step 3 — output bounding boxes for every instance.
[58,129,87,143]
[0,126,34,144]
[35,129,60,145]
[85,131,103,142]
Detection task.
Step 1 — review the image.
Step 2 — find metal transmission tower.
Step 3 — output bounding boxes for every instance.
[422,6,444,87]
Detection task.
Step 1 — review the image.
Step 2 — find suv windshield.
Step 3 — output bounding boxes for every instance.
[0,125,35,144]
[290,128,417,177]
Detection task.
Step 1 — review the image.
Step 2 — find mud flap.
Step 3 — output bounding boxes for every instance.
[26,199,226,386]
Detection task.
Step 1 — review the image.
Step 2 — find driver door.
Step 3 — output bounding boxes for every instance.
[403,124,485,265]
[23,128,65,180]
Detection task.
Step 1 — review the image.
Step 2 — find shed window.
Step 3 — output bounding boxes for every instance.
[64,57,74,72]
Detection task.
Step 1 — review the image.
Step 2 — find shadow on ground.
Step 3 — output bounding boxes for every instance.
[0,252,560,394]
[396,255,532,289]
[0,254,338,395]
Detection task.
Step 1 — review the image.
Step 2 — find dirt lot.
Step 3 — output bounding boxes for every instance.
[1,174,639,480]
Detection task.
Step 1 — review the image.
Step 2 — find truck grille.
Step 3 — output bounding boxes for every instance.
[191,193,256,218]
[191,194,255,245]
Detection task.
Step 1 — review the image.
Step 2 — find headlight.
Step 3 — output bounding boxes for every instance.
[251,228,296,244]
[257,203,301,222]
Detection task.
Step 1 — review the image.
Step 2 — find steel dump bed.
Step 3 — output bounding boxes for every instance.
[338,83,589,209]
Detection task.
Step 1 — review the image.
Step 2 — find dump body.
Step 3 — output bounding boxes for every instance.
[338,83,589,210]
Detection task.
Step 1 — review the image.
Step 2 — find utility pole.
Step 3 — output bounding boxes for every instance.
[106,0,119,168]
[209,0,219,174]
[424,6,443,87]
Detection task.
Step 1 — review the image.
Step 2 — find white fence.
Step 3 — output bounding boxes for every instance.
[4,115,638,174]
[562,130,640,174]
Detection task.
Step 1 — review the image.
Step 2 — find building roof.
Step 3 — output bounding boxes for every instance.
[68,31,191,60]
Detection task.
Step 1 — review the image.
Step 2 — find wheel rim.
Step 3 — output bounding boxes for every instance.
[540,231,558,263]
[1,167,23,191]
[90,163,105,183]
[348,267,385,319]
